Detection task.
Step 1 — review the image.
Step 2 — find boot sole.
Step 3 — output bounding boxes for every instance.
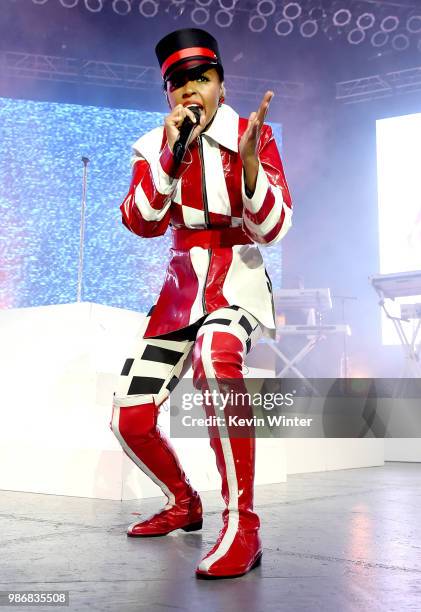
[195,551,262,579]
[182,520,203,532]
[127,519,203,537]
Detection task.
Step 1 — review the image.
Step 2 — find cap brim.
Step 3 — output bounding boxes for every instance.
[165,58,218,82]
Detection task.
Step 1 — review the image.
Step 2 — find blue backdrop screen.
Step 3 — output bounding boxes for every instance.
[0,97,283,312]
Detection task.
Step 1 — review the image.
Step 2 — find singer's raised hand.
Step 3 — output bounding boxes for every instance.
[239,90,274,195]
[239,91,274,163]
[165,104,207,152]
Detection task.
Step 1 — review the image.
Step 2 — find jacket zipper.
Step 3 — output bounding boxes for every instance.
[198,135,211,315]
[198,136,210,226]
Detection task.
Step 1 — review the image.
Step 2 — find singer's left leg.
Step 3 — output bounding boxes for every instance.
[191,306,263,578]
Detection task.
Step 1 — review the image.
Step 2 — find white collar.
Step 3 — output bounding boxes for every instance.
[202,103,239,153]
[132,103,239,158]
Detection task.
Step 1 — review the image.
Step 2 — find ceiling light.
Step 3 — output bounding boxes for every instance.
[257,0,275,18]
[139,0,158,17]
[356,13,375,30]
[112,0,132,14]
[347,28,365,45]
[275,18,294,36]
[391,33,410,51]
[84,0,104,12]
[191,6,210,24]
[370,30,389,47]
[300,20,318,38]
[407,15,421,34]
[333,8,351,27]
[215,9,233,27]
[249,14,267,32]
[283,2,301,21]
[380,16,399,33]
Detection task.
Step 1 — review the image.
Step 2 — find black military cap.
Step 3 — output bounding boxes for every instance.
[155,28,224,83]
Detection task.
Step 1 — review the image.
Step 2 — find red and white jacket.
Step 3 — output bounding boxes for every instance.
[120,103,293,339]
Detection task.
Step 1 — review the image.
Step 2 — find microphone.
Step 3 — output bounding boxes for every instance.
[173,106,202,165]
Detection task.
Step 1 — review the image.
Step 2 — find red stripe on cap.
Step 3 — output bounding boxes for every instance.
[162,47,217,78]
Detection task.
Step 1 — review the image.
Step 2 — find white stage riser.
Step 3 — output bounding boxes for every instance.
[285,439,384,474]
[0,303,384,500]
[385,439,421,462]
[0,440,384,500]
[0,303,286,500]
[0,440,286,501]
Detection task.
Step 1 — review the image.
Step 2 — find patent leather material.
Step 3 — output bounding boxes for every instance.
[119,103,293,340]
[192,331,262,578]
[195,434,262,578]
[112,400,202,537]
[171,226,253,250]
[127,491,203,537]
[196,534,262,578]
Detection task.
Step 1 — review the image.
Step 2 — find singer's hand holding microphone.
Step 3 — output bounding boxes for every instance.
[165,104,206,164]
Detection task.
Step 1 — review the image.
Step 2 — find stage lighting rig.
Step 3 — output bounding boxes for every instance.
[27,0,421,54]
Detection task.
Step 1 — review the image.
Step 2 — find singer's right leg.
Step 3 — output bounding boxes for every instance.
[110,308,203,536]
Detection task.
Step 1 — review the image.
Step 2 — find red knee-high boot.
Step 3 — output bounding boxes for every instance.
[111,397,202,536]
[193,332,262,578]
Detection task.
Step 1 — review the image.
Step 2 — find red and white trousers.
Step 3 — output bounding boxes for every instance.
[110,304,263,575]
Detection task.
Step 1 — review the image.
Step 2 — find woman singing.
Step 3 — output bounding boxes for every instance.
[110,27,293,579]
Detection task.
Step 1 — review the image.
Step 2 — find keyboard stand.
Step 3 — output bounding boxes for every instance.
[262,325,351,394]
[379,298,421,379]
[263,334,321,395]
[370,271,421,381]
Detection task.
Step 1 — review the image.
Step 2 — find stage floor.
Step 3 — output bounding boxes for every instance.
[1,462,420,611]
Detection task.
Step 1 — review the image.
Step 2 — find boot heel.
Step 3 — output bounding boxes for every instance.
[182,519,203,532]
[251,552,263,569]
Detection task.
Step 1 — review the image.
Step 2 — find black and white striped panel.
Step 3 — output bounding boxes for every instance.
[197,306,262,355]
[113,307,196,408]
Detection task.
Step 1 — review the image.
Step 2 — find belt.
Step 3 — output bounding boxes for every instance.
[171,227,253,250]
